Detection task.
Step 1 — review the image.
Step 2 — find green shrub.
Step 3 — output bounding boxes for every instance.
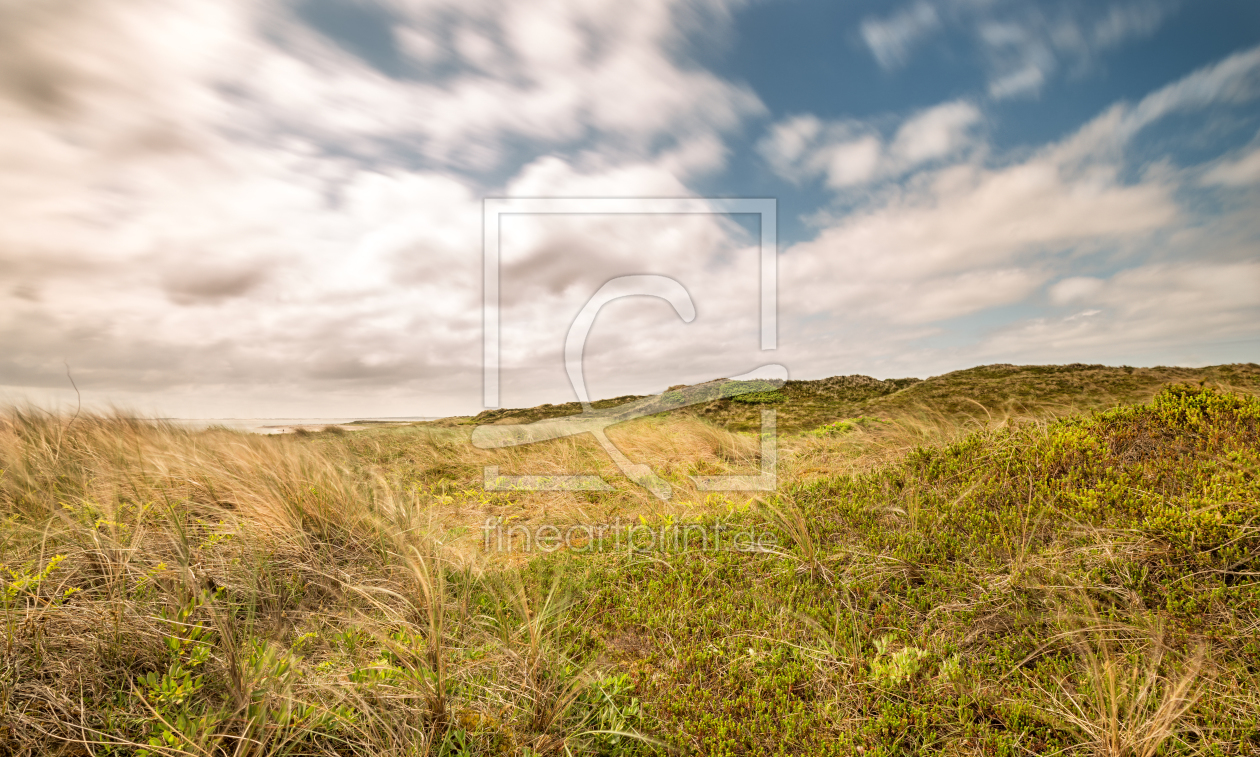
[731,390,786,405]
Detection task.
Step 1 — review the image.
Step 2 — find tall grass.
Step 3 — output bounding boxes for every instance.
[0,410,651,755]
[1023,597,1207,757]
[6,380,1254,754]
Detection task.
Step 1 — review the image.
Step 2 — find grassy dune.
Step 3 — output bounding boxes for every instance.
[2,364,1259,755]
[460,363,1260,433]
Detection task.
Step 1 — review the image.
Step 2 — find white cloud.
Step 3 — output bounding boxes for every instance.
[1049,276,1105,305]
[878,268,1044,325]
[890,101,982,165]
[863,1,1179,101]
[1127,45,1260,129]
[976,262,1260,363]
[1202,144,1260,186]
[0,0,769,415]
[650,133,729,178]
[453,28,504,73]
[860,2,942,70]
[977,19,1057,100]
[1,1,1256,417]
[1101,262,1260,322]
[781,158,1176,317]
[857,2,1180,100]
[1052,44,1260,165]
[394,27,443,63]
[757,115,823,182]
[765,49,1260,380]
[988,64,1048,100]
[481,157,773,407]
[759,99,982,188]
[817,137,884,188]
[1092,2,1175,49]
[242,0,761,168]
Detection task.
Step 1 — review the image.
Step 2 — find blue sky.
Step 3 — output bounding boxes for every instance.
[714,0,1260,238]
[0,0,1258,417]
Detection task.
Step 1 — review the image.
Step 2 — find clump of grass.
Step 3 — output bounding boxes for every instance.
[485,570,589,735]
[758,495,834,583]
[1027,609,1206,757]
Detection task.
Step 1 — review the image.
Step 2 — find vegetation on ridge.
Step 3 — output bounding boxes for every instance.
[455,363,1260,434]
[1,364,1259,755]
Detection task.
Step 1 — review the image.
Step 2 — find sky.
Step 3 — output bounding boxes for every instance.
[1,0,1258,418]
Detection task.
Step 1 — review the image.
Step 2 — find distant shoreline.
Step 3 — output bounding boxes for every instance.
[160,417,436,434]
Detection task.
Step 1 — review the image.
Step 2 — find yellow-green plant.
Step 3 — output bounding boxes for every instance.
[869,634,929,688]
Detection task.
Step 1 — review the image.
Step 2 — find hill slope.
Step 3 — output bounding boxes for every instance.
[584,382,1260,754]
[456,363,1260,434]
[4,384,1260,754]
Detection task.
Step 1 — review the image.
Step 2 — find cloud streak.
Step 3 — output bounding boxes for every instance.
[859,0,1180,99]
[0,0,766,416]
[0,1,1255,418]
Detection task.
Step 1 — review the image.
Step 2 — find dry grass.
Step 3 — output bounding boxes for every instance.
[1023,597,1207,757]
[756,495,834,584]
[0,409,655,755]
[3,376,1257,755]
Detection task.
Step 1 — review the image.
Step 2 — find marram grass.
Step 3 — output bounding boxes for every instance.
[1,380,1259,755]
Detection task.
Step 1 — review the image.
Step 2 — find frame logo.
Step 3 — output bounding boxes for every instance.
[475,198,784,500]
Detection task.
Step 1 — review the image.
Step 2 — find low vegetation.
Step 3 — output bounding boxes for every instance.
[458,363,1260,433]
[1,363,1258,755]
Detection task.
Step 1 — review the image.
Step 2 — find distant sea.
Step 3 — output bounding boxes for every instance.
[161,417,434,434]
